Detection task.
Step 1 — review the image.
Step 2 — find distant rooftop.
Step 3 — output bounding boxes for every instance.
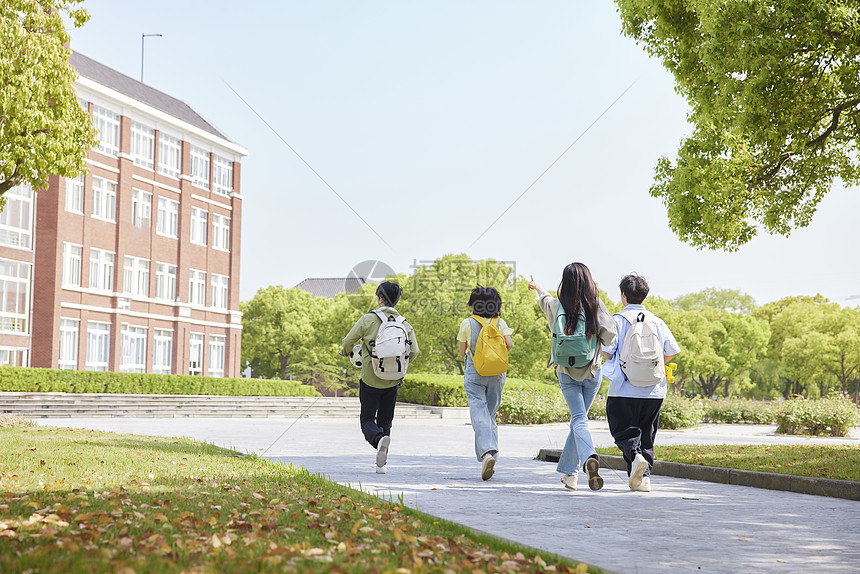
[70,51,228,141]
[295,277,368,299]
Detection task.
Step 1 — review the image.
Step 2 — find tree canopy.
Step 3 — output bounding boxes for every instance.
[0,0,97,199]
[616,0,860,250]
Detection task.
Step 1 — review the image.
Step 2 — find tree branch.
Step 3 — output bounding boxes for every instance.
[806,98,860,151]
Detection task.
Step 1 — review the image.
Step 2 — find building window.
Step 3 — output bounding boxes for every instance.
[0,259,30,334]
[89,248,115,292]
[123,256,150,298]
[131,121,155,169]
[91,177,117,222]
[65,175,85,214]
[156,197,179,238]
[155,262,177,301]
[120,324,147,373]
[0,347,28,367]
[212,214,230,251]
[153,329,173,374]
[158,133,181,178]
[0,184,34,249]
[190,146,210,190]
[188,269,206,305]
[63,243,82,287]
[190,207,208,246]
[131,189,152,227]
[189,333,204,375]
[211,274,229,310]
[92,105,120,156]
[213,156,233,196]
[85,322,111,371]
[208,335,225,378]
[59,319,79,370]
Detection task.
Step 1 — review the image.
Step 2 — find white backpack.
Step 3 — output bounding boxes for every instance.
[617,310,665,387]
[369,310,412,380]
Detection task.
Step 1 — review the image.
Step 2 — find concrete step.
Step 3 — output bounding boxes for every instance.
[0,392,443,419]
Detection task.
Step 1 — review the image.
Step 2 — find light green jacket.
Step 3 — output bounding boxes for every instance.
[341,307,419,389]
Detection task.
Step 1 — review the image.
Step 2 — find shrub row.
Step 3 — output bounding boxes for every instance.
[0,367,320,397]
[401,373,569,425]
[775,395,860,437]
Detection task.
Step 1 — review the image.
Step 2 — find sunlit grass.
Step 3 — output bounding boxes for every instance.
[0,426,596,573]
[596,444,860,481]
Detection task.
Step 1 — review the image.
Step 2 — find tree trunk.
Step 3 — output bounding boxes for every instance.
[279,354,289,380]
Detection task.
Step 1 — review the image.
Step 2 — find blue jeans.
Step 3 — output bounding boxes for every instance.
[556,368,601,475]
[464,367,506,461]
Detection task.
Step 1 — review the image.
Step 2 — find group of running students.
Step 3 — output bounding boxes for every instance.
[341,262,681,493]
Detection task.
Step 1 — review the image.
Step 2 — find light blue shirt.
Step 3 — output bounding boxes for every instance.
[601,304,681,399]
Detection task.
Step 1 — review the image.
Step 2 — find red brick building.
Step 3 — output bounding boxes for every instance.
[0,52,248,377]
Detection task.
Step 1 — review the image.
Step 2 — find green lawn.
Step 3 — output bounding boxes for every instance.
[0,424,594,573]
[596,444,860,482]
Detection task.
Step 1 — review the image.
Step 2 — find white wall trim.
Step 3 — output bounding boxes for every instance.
[86,158,120,174]
[191,193,232,211]
[60,302,242,330]
[132,174,182,195]
[77,77,249,157]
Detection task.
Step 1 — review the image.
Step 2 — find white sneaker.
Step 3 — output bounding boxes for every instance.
[481,454,495,481]
[636,476,651,492]
[375,465,388,474]
[561,474,578,490]
[376,435,390,468]
[629,453,648,491]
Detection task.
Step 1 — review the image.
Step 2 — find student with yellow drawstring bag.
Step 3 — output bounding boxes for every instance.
[457,285,514,481]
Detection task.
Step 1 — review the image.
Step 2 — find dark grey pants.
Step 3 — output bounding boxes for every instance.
[606,396,663,476]
[359,380,399,447]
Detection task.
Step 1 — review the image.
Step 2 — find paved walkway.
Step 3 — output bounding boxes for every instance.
[37,417,860,574]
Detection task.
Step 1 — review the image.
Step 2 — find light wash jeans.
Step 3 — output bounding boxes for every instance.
[463,362,506,462]
[556,368,601,475]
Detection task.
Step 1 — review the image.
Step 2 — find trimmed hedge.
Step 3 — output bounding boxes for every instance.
[401,372,570,425]
[703,398,776,424]
[0,367,320,397]
[775,395,860,437]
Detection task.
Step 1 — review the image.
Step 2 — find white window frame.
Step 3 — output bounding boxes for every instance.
[65,175,85,214]
[189,332,204,375]
[88,248,115,292]
[0,184,34,249]
[212,213,231,251]
[188,269,206,305]
[190,146,210,190]
[0,259,30,334]
[131,188,152,228]
[130,121,155,169]
[155,262,177,301]
[158,133,182,178]
[91,177,117,222]
[59,319,79,370]
[120,324,147,373]
[210,274,229,310]
[156,197,179,239]
[0,347,28,367]
[86,321,111,371]
[213,156,233,196]
[190,207,208,246]
[63,242,82,287]
[153,329,173,375]
[123,256,150,298]
[92,105,120,156]
[208,335,225,378]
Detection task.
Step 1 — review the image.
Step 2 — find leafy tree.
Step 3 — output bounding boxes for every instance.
[616,1,860,250]
[0,1,97,199]
[241,286,328,381]
[673,288,756,315]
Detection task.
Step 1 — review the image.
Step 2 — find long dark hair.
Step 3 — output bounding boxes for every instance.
[557,262,599,337]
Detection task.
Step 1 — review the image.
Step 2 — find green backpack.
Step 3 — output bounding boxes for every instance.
[552,304,597,368]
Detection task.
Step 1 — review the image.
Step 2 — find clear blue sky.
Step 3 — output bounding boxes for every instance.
[67,1,859,307]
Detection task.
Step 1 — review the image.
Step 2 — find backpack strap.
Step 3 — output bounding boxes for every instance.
[470,315,488,328]
[617,309,650,325]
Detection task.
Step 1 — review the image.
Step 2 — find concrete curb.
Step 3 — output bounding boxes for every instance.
[537,449,860,501]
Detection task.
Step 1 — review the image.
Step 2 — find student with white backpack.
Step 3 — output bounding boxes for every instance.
[457,286,514,481]
[529,263,616,491]
[601,273,680,493]
[342,282,419,474]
